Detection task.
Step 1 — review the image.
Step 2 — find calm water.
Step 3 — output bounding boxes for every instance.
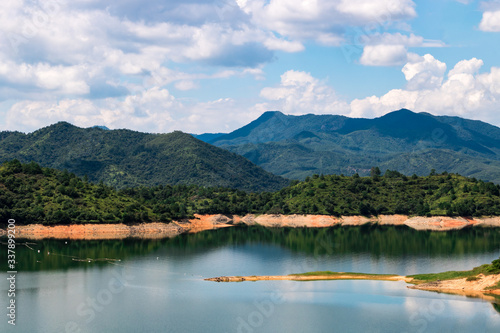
[1,225,500,333]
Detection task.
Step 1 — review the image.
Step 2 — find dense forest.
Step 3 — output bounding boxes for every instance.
[0,123,287,192]
[1,161,500,225]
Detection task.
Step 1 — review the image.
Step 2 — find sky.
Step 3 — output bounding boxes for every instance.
[1,0,500,134]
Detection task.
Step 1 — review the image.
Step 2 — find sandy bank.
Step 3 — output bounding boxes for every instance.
[408,273,500,296]
[205,272,500,302]
[2,214,500,240]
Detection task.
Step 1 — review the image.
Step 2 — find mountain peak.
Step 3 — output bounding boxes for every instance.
[261,110,285,117]
[91,125,110,130]
[378,109,418,120]
[209,111,287,144]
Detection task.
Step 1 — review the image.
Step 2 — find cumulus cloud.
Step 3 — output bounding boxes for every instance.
[479,10,500,31]
[259,70,350,115]
[239,0,417,46]
[3,87,261,134]
[402,54,447,90]
[360,45,409,66]
[0,60,90,97]
[479,0,500,31]
[0,1,301,100]
[351,56,500,124]
[0,0,458,133]
[358,33,445,67]
[4,87,180,133]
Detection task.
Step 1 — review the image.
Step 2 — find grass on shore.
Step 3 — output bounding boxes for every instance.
[291,257,500,284]
[409,259,500,283]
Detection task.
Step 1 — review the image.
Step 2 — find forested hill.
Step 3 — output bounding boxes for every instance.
[203,109,500,183]
[0,122,287,192]
[2,161,500,225]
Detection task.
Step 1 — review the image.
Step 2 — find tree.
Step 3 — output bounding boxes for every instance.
[23,161,43,175]
[370,167,381,178]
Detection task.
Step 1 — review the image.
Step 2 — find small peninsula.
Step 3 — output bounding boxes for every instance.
[205,258,500,301]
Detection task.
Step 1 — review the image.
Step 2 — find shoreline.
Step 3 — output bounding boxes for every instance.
[408,273,500,296]
[1,214,500,240]
[205,272,500,302]
[205,273,411,282]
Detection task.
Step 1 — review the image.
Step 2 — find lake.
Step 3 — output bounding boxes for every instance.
[1,225,500,332]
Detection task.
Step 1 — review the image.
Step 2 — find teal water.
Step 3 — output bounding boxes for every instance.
[1,225,500,332]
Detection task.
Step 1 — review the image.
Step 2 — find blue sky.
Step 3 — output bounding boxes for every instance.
[1,0,500,134]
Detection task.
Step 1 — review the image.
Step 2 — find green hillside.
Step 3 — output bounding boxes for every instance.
[205,109,500,183]
[0,160,153,225]
[0,122,287,192]
[2,161,500,225]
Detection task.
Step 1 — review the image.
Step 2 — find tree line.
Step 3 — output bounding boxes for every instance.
[1,161,500,225]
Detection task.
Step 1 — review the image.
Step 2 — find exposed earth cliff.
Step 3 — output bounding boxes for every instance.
[2,214,500,240]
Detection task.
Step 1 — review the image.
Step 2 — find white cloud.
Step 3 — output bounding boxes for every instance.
[402,54,447,90]
[358,33,445,67]
[0,0,302,102]
[256,56,500,126]
[361,32,424,46]
[0,0,468,134]
[259,70,350,115]
[360,45,409,66]
[4,87,180,133]
[479,10,500,31]
[448,58,484,76]
[2,87,261,134]
[351,56,500,124]
[174,80,198,91]
[0,60,90,97]
[336,0,416,22]
[238,0,417,46]
[350,89,419,118]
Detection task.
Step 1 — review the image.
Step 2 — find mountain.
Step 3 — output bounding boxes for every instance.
[205,109,500,183]
[91,125,110,130]
[0,122,287,192]
[192,132,225,143]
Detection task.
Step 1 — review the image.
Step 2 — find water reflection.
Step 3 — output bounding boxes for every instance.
[1,225,500,332]
[2,225,500,272]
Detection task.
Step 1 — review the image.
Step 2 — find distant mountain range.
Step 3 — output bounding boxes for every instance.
[0,123,287,192]
[3,109,500,190]
[199,109,500,183]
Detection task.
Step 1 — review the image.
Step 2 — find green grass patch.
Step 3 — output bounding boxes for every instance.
[409,263,499,283]
[290,271,398,277]
[466,276,481,282]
